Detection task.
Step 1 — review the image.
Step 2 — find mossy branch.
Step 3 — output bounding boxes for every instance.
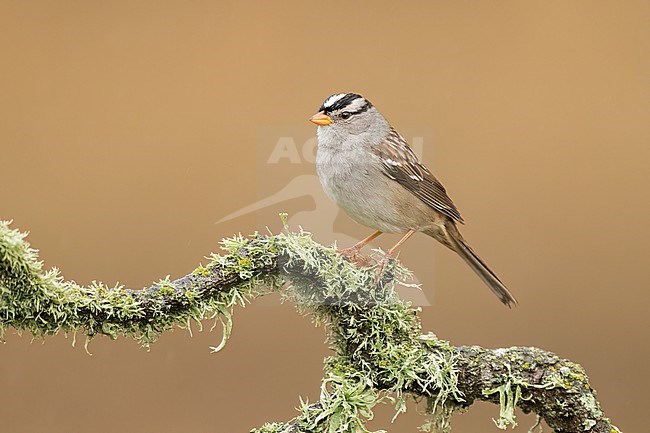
[0,220,620,433]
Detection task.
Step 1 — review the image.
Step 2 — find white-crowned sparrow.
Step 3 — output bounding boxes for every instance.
[309,93,517,307]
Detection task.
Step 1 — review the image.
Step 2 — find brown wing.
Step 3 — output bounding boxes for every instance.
[372,128,464,223]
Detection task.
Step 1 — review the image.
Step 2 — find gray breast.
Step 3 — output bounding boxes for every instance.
[316,143,408,233]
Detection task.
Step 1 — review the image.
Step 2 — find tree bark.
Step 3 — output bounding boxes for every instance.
[0,221,621,432]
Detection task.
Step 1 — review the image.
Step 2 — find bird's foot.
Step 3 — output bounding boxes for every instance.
[372,256,393,286]
[338,246,374,267]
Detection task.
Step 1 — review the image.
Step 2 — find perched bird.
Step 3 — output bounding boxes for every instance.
[309,93,517,307]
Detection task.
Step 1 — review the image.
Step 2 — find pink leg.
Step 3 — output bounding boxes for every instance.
[350,230,383,250]
[338,230,383,266]
[386,229,416,257]
[375,229,416,281]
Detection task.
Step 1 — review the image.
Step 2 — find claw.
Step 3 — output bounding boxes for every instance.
[337,231,383,267]
[338,246,373,267]
[372,256,392,286]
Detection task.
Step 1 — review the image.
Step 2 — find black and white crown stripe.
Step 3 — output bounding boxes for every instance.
[319,93,373,116]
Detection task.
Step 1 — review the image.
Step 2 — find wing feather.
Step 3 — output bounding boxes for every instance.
[372,128,464,223]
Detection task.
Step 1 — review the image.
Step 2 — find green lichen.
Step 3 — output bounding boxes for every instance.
[0,219,620,433]
[0,220,282,350]
[249,225,462,431]
[483,380,523,429]
[300,362,381,433]
[191,264,211,278]
[253,422,293,433]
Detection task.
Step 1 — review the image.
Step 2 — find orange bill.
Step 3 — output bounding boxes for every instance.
[309,112,333,126]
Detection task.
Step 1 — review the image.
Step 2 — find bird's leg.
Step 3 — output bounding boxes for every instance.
[375,229,416,281]
[348,230,383,251]
[338,230,382,266]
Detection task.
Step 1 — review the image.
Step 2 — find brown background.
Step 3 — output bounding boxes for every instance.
[0,1,648,432]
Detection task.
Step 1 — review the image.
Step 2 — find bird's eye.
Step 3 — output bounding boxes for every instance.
[340,112,352,120]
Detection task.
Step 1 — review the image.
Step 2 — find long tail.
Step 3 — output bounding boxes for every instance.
[445,225,518,308]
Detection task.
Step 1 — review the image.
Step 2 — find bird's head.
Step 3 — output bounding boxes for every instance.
[309,93,388,138]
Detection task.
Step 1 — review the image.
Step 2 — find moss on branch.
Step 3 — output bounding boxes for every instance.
[0,219,620,432]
